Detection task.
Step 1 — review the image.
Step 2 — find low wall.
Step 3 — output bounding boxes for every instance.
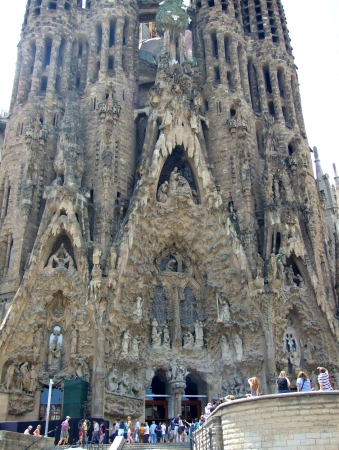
[0,430,54,450]
[194,391,339,450]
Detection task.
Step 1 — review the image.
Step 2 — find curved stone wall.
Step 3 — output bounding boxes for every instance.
[194,392,339,450]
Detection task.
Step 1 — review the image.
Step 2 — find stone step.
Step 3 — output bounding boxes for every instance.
[45,444,190,450]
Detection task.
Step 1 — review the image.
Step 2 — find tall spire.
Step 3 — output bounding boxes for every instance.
[313,146,324,180]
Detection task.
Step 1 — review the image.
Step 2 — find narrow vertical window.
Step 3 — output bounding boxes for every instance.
[109,19,115,47]
[211,33,218,58]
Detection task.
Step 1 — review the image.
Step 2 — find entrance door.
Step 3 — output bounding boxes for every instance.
[181,400,201,421]
[145,400,168,422]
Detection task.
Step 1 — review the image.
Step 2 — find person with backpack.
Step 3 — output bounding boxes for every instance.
[58,416,71,446]
[155,422,162,443]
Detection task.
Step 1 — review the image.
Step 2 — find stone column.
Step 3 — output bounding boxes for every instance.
[254,61,268,113]
[60,39,73,95]
[171,382,186,416]
[248,60,260,112]
[172,285,182,349]
[47,37,61,95]
[80,41,89,89]
[100,20,110,76]
[269,62,284,123]
[30,40,44,95]
[91,326,106,416]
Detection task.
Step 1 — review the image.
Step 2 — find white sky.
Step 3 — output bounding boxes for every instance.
[0,0,338,180]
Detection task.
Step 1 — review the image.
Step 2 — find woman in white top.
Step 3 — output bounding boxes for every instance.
[161,422,167,443]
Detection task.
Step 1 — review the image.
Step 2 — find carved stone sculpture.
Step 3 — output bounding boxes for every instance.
[163,326,171,348]
[217,295,232,323]
[70,326,78,356]
[221,335,233,363]
[20,362,30,392]
[132,297,144,324]
[121,330,132,355]
[6,363,19,391]
[233,334,243,361]
[47,243,74,270]
[151,318,162,348]
[28,365,37,393]
[130,336,141,358]
[157,181,169,203]
[183,330,194,349]
[194,321,204,349]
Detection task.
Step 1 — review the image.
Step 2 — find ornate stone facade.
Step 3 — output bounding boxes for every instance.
[0,0,339,423]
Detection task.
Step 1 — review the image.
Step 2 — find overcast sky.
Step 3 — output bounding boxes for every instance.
[0,0,338,180]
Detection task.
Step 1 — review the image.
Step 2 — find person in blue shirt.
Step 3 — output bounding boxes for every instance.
[149,421,157,444]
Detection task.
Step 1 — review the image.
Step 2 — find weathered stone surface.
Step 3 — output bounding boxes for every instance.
[0,0,339,424]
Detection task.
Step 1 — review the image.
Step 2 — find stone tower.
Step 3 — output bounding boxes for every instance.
[0,0,339,423]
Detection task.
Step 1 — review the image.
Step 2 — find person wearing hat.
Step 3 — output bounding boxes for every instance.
[58,416,71,446]
[24,425,33,435]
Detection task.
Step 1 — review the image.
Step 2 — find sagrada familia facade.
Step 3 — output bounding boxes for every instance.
[0,0,339,423]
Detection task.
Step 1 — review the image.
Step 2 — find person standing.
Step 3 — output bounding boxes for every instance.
[276,371,291,393]
[99,422,105,444]
[139,423,145,443]
[143,422,150,443]
[155,422,162,443]
[134,418,140,442]
[149,421,156,444]
[91,420,100,444]
[58,416,71,446]
[161,421,167,443]
[317,367,333,391]
[82,419,89,444]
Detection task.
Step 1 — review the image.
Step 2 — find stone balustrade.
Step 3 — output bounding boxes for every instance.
[194,391,339,450]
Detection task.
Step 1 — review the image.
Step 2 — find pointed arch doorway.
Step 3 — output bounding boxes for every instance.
[181,373,207,421]
[145,370,170,423]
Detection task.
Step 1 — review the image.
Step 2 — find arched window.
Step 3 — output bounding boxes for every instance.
[151,286,168,325]
[180,287,198,325]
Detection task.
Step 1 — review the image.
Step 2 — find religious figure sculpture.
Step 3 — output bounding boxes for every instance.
[6,363,19,391]
[163,326,171,348]
[33,326,43,355]
[289,347,301,368]
[48,331,62,368]
[20,362,30,392]
[183,331,194,350]
[285,266,296,286]
[169,167,179,192]
[121,330,132,355]
[217,295,232,323]
[106,368,118,392]
[233,334,243,361]
[194,321,204,349]
[220,335,233,363]
[70,326,78,356]
[151,318,162,348]
[47,243,74,269]
[132,297,144,323]
[28,365,37,394]
[157,181,169,203]
[130,336,141,358]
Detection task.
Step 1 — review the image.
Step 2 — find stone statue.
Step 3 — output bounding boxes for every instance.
[28,365,37,393]
[296,274,305,288]
[176,175,192,197]
[47,243,74,269]
[130,336,141,358]
[217,295,232,323]
[157,181,169,203]
[133,297,144,323]
[169,167,179,192]
[106,368,118,392]
[285,266,295,286]
[151,319,162,347]
[267,253,277,281]
[48,332,62,368]
[233,334,243,361]
[121,330,132,355]
[194,321,204,349]
[70,327,78,356]
[221,335,233,363]
[163,326,171,348]
[6,363,19,390]
[303,337,314,363]
[117,373,130,394]
[277,259,286,284]
[183,331,194,350]
[33,326,43,355]
[289,347,301,368]
[20,362,30,392]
